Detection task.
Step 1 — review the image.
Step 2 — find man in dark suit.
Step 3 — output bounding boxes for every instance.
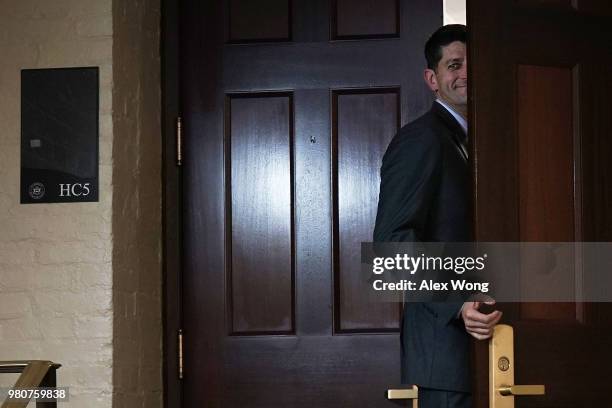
[373,25,502,408]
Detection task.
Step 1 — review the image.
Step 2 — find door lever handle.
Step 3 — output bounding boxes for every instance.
[498,384,545,396]
[387,385,418,400]
[490,325,546,407]
[387,386,418,408]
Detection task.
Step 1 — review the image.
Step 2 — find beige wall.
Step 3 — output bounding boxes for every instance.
[112,0,162,407]
[0,0,161,407]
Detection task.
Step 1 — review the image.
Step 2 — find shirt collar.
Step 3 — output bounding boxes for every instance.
[435,99,468,135]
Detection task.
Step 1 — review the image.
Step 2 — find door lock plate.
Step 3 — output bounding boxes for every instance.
[490,325,545,407]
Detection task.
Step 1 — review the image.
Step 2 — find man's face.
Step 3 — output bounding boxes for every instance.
[424,41,467,113]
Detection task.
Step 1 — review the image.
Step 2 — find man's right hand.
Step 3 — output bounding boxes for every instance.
[460,300,502,340]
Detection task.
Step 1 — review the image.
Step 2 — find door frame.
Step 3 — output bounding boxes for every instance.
[161,0,181,407]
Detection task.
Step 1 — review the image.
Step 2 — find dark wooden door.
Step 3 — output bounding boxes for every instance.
[469,1,612,407]
[180,0,442,406]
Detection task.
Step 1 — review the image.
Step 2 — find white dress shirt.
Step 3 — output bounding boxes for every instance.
[435,99,468,135]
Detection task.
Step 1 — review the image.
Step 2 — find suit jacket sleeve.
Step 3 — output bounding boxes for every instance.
[373,125,462,324]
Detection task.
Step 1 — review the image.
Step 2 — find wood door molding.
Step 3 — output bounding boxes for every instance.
[161,0,181,407]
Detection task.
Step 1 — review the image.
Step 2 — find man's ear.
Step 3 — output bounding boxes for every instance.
[423,68,438,93]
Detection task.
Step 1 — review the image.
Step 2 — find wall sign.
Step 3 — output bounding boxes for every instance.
[21,67,99,203]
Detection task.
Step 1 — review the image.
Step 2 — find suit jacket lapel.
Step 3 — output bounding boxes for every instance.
[431,102,468,160]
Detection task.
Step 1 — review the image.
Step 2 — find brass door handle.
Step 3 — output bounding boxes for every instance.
[490,325,546,407]
[498,385,545,396]
[387,386,418,400]
[387,386,418,408]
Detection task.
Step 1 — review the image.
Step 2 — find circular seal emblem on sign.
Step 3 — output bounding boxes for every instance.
[28,182,45,200]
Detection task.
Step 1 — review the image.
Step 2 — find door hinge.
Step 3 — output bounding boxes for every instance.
[176,116,183,167]
[178,328,184,380]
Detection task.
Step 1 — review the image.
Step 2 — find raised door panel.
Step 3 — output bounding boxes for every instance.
[227,93,295,334]
[332,89,400,332]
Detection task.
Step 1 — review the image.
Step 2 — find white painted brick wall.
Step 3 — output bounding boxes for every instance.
[0,1,162,406]
[0,1,115,407]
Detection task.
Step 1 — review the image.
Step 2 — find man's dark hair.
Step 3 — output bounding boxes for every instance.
[424,24,467,71]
